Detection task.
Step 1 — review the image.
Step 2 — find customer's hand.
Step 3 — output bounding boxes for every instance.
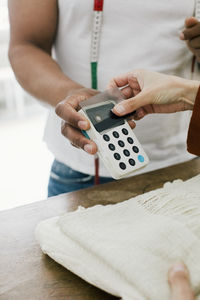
[180,17,200,63]
[55,88,98,154]
[168,262,195,300]
[108,70,199,120]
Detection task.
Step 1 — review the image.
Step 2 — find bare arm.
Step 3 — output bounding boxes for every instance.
[108,69,199,118]
[8,0,99,154]
[8,0,82,106]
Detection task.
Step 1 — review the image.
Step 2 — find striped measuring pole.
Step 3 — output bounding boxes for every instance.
[91,0,104,90]
[91,0,104,185]
[196,0,200,20]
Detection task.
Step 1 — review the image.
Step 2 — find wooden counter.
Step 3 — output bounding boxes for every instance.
[1,158,200,300]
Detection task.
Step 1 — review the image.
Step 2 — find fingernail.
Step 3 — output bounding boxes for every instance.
[171,263,187,274]
[78,120,88,130]
[180,32,185,40]
[84,144,93,154]
[114,105,126,114]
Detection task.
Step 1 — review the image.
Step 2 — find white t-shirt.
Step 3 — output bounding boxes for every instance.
[44,0,196,177]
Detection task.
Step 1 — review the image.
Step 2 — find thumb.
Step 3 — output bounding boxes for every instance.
[185,17,199,28]
[113,90,150,116]
[168,262,195,300]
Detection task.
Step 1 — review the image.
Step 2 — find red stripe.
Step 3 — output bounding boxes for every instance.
[191,55,196,73]
[94,157,100,185]
[94,0,104,11]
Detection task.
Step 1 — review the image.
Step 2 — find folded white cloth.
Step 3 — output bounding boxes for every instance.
[35,175,200,300]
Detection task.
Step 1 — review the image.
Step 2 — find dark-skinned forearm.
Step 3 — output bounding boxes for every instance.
[9,43,83,107]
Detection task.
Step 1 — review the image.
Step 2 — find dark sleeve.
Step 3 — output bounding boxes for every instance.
[187,86,200,156]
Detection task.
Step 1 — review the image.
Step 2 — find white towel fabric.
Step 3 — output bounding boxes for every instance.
[35,175,200,300]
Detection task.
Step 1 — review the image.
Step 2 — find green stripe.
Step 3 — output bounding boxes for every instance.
[91,62,98,90]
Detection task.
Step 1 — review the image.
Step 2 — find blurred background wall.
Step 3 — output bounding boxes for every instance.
[0,0,53,211]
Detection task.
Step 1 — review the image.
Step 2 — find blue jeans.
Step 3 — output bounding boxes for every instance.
[48,159,114,197]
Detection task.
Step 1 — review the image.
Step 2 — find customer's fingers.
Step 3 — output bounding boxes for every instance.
[61,122,97,154]
[168,262,195,300]
[120,86,134,99]
[55,95,90,130]
[133,101,192,120]
[108,73,141,97]
[108,73,130,89]
[128,74,142,92]
[113,92,149,116]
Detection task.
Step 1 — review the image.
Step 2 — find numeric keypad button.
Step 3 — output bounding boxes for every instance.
[127,137,134,144]
[122,128,128,135]
[118,140,125,147]
[132,146,139,153]
[129,159,136,166]
[108,143,115,151]
[138,155,145,162]
[123,149,130,157]
[119,162,126,170]
[103,134,110,142]
[112,131,119,138]
[114,153,121,160]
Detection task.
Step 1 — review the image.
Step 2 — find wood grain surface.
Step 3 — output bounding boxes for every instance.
[0,158,200,300]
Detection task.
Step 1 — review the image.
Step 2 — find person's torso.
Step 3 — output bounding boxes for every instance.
[44,0,196,177]
[55,0,195,87]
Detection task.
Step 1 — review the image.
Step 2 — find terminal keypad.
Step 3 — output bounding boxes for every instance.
[102,127,145,171]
